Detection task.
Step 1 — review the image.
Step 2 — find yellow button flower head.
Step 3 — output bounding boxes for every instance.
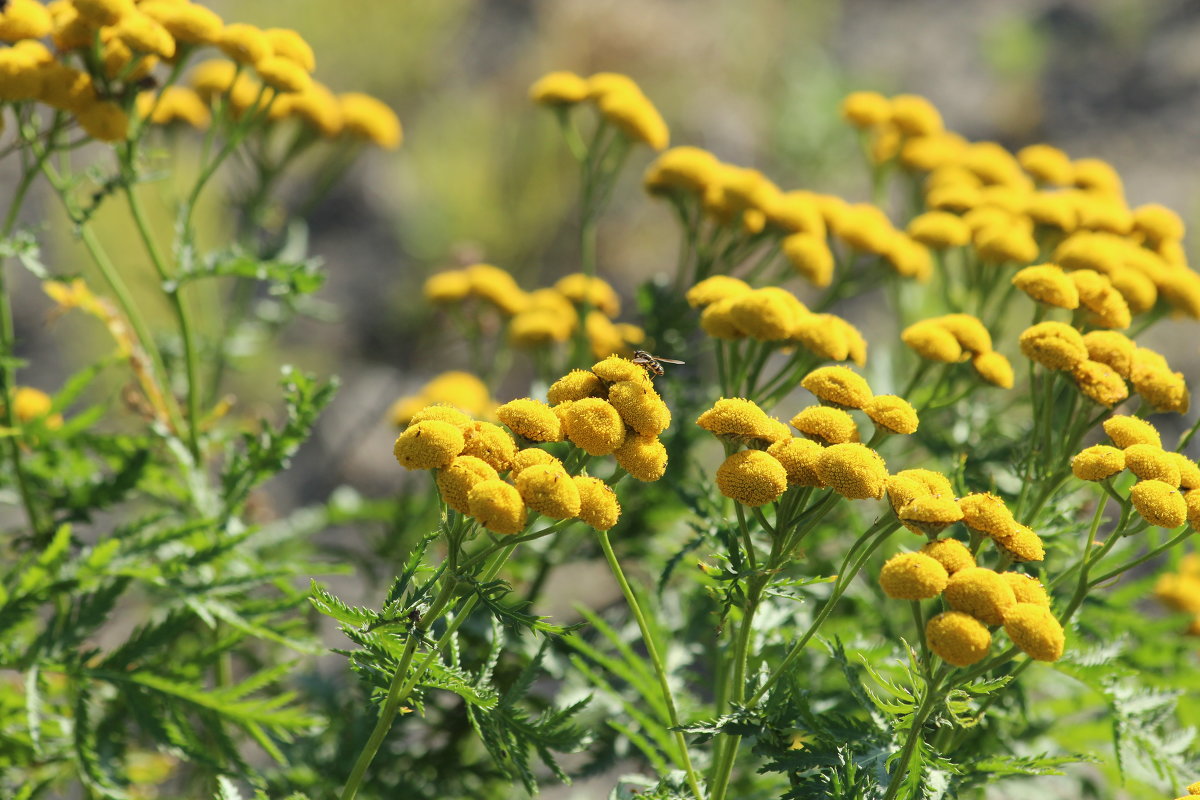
[1002,573,1050,607]
[560,398,625,456]
[112,12,175,58]
[927,182,981,213]
[436,456,499,514]
[879,552,949,599]
[1160,269,1200,319]
[937,314,992,356]
[509,447,559,478]
[1012,264,1080,309]
[902,320,963,363]
[467,479,527,535]
[529,70,589,105]
[547,369,606,405]
[461,421,517,472]
[1171,453,1200,490]
[140,1,223,45]
[1019,321,1088,371]
[393,420,466,470]
[607,380,671,437]
[685,275,752,308]
[1131,480,1187,527]
[1124,443,1181,486]
[423,270,472,306]
[884,235,934,281]
[898,496,964,536]
[925,611,991,666]
[594,84,669,151]
[1026,191,1079,231]
[792,314,849,362]
[405,404,473,432]
[1071,444,1125,481]
[590,355,648,385]
[889,93,943,136]
[729,288,806,341]
[139,86,210,129]
[833,203,895,254]
[1017,144,1074,186]
[264,28,315,72]
[556,273,621,318]
[218,22,271,65]
[1188,780,1200,796]
[700,298,745,340]
[340,92,402,149]
[766,438,824,486]
[994,524,1045,563]
[886,476,931,525]
[1002,603,1065,661]
[645,146,719,195]
[257,57,312,94]
[1071,360,1128,407]
[465,264,526,315]
[764,190,826,236]
[840,90,891,128]
[1131,202,1184,244]
[716,450,788,506]
[815,443,887,500]
[1108,268,1157,316]
[976,225,1039,265]
[782,232,835,287]
[420,371,493,417]
[921,538,975,575]
[972,351,1015,389]
[904,468,956,497]
[13,386,59,426]
[945,567,1017,626]
[790,406,859,445]
[1083,330,1135,379]
[1104,415,1161,449]
[801,366,873,410]
[0,0,53,40]
[907,211,971,249]
[74,0,134,25]
[898,131,968,173]
[1072,157,1123,196]
[76,100,130,142]
[1071,269,1131,329]
[698,397,783,443]
[958,493,1016,540]
[614,433,668,481]
[1131,362,1189,415]
[515,463,581,519]
[574,476,620,530]
[496,398,563,443]
[863,395,919,435]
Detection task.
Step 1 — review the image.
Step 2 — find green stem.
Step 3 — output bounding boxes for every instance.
[880,681,941,800]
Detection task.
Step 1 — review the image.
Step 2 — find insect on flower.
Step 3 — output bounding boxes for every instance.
[631,349,685,378]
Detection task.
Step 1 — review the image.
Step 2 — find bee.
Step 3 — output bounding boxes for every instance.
[631,350,685,378]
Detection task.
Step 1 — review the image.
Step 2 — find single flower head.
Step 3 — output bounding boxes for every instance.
[529,70,589,105]
[467,479,527,535]
[547,369,607,405]
[815,443,887,500]
[607,380,671,437]
[899,496,964,536]
[613,433,668,482]
[1130,479,1188,528]
[944,567,1017,626]
[1012,263,1080,309]
[1124,444,1182,486]
[925,611,991,667]
[1071,445,1125,481]
[766,438,824,486]
[559,398,626,456]
[1001,573,1050,607]
[801,366,873,409]
[863,395,919,435]
[574,476,621,530]
[993,524,1045,563]
[436,456,499,514]
[1071,359,1129,407]
[393,421,465,470]
[1019,321,1088,371]
[972,351,1015,389]
[1002,603,1065,662]
[1103,415,1162,449]
[515,463,581,519]
[509,447,560,478]
[460,421,518,473]
[790,405,860,445]
[716,449,788,506]
[921,538,975,575]
[685,275,752,308]
[879,552,949,599]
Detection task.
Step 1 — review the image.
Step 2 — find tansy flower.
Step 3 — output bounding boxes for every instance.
[972,351,1015,389]
[466,264,527,315]
[1170,453,1200,490]
[1124,444,1181,486]
[1017,144,1074,186]
[1156,570,1200,613]
[547,369,606,405]
[1026,191,1078,231]
[1130,480,1187,528]
[958,493,1016,539]
[766,438,824,486]
[685,275,752,308]
[461,421,518,472]
[883,235,934,281]
[138,87,210,129]
[782,233,835,287]
[1019,321,1088,371]
[0,0,53,41]
[1160,269,1200,319]
[833,203,895,254]
[76,101,130,142]
[529,70,589,105]
[613,433,668,481]
[926,611,992,666]
[1072,157,1123,195]
[264,28,316,72]
[467,479,527,535]
[698,397,782,442]
[765,191,826,236]
[863,395,919,435]
[340,92,402,149]
[515,463,581,519]
[700,298,745,340]
[497,398,563,443]
[1071,360,1129,407]
[993,524,1045,563]
[591,355,649,384]
[509,447,559,478]
[258,57,312,94]
[1132,203,1185,243]
[1071,270,1131,329]
[12,387,63,428]
[509,310,572,347]
[1071,445,1125,481]
[976,225,1039,265]
[140,2,223,45]
[556,273,621,318]
[944,567,1017,626]
[559,398,625,456]
[889,93,943,136]
[898,496,964,536]
[1012,264,1080,309]
[644,146,719,195]
[112,12,175,58]
[793,314,868,366]
[1083,330,1135,378]
[594,85,669,150]
[393,421,465,470]
[1104,414,1161,449]
[436,456,499,514]
[790,406,859,445]
[922,538,975,575]
[840,90,891,128]
[607,380,671,437]
[405,404,473,431]
[936,314,992,356]
[1002,573,1051,607]
[219,22,272,65]
[73,0,133,26]
[1131,364,1189,415]
[898,468,955,497]
[907,211,971,249]
[800,366,872,409]
[815,443,887,500]
[716,450,788,506]
[729,288,806,341]
[902,320,963,363]
[1002,603,1065,661]
[879,552,949,599]
[574,476,620,530]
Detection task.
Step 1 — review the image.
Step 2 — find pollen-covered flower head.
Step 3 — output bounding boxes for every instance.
[864,395,919,435]
[994,524,1045,563]
[574,476,621,530]
[497,398,563,443]
[792,314,854,363]
[0,0,53,41]
[644,146,719,195]
[515,463,581,519]
[461,421,518,472]
[1131,362,1190,415]
[879,552,948,599]
[140,2,222,44]
[423,270,472,305]
[467,479,527,535]
[607,380,671,437]
[264,27,315,72]
[685,275,752,308]
[547,369,606,405]
[890,93,943,136]
[1071,360,1129,407]
[466,264,526,315]
[591,355,649,385]
[782,232,835,287]
[907,211,971,249]
[404,404,473,432]
[729,288,807,341]
[339,92,402,148]
[1002,604,1065,662]
[925,611,991,667]
[1104,415,1162,449]
[699,297,746,340]
[698,398,785,444]
[944,567,1017,626]
[529,70,589,105]
[1012,264,1080,309]
[1019,321,1088,371]
[393,421,465,470]
[898,496,964,536]
[559,398,626,456]
[614,433,668,482]
[1083,330,1135,378]
[1071,444,1125,481]
[921,538,975,575]
[509,447,559,478]
[1124,444,1182,486]
[1071,269,1131,329]
[790,406,859,445]
[595,83,669,151]
[1131,480,1188,528]
[436,456,500,514]
[800,366,873,410]
[766,438,824,486]
[1002,572,1050,607]
[972,351,1015,389]
[1018,144,1074,185]
[716,450,788,506]
[1171,453,1200,490]
[902,320,964,363]
[556,273,621,318]
[815,443,887,500]
[958,493,1016,539]
[840,90,891,128]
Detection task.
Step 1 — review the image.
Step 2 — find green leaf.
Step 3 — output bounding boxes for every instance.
[309,581,378,629]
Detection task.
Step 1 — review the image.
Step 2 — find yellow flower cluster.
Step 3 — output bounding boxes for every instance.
[529,70,667,150]
[388,371,494,427]
[794,365,919,437]
[902,314,1014,388]
[688,278,868,364]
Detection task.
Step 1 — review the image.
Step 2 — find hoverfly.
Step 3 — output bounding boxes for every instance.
[631,350,685,378]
